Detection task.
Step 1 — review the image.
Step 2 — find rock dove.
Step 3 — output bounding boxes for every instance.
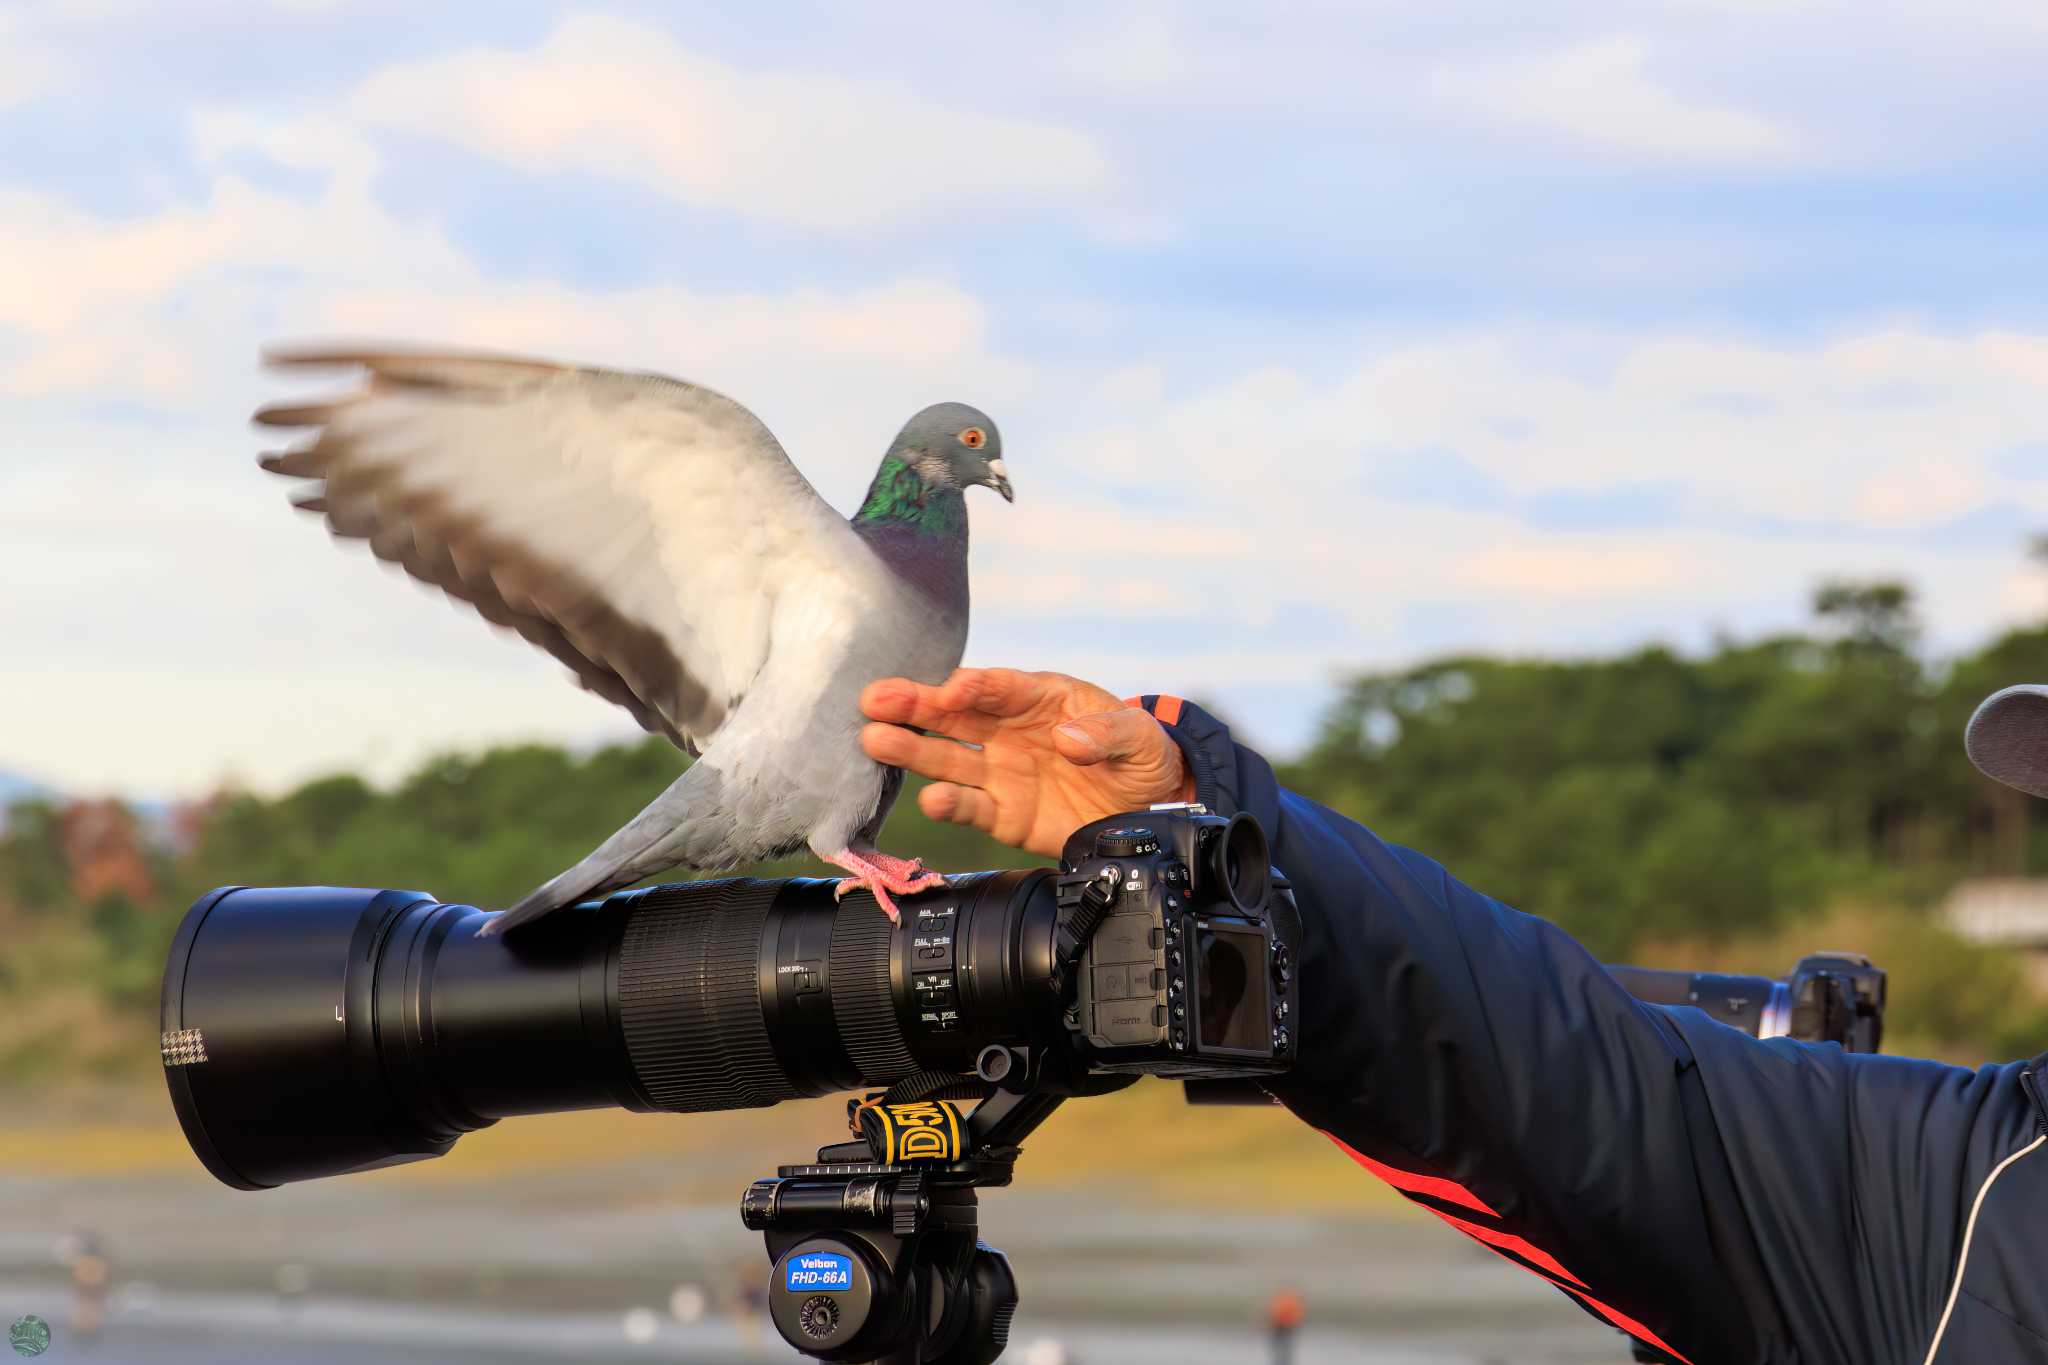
[253,348,1012,935]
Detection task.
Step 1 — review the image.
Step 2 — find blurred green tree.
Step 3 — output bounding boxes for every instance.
[11,574,2048,1078]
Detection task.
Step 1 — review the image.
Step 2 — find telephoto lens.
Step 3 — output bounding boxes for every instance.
[1602,953,1886,1053]
[159,873,1063,1189]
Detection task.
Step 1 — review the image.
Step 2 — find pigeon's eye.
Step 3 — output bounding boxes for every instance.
[958,428,986,450]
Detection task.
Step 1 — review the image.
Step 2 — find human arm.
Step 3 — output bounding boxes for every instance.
[860,669,2041,1364]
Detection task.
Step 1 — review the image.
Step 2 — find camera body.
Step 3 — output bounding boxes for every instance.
[1058,804,1301,1077]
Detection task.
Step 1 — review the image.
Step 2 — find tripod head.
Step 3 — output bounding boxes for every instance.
[738,1044,1131,1363]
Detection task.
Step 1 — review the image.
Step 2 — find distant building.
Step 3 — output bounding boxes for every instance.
[1944,878,2048,993]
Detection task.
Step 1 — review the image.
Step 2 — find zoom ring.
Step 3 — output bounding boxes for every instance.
[616,880,802,1112]
[830,892,917,1084]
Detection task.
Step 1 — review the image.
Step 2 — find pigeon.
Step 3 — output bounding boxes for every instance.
[253,347,1012,936]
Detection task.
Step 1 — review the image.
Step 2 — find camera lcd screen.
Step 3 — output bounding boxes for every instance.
[1196,925,1269,1053]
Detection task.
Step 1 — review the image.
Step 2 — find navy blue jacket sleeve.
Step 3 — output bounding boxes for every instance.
[1139,695,2048,1365]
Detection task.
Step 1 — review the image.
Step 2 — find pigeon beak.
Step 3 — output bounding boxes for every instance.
[985,458,1014,503]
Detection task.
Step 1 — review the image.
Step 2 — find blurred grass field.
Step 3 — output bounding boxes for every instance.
[0,1075,1408,1216]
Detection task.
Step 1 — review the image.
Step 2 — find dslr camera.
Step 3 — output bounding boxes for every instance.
[1058,806,1298,1073]
[157,802,1879,1364]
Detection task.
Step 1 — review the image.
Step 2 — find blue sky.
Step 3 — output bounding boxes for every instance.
[2,0,2045,795]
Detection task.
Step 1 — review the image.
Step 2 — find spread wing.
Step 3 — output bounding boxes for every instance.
[255,347,877,753]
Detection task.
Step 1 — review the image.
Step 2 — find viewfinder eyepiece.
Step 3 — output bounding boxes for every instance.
[1210,811,1272,915]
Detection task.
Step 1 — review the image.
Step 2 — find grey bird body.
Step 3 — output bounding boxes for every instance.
[254,350,1010,935]
[517,558,965,914]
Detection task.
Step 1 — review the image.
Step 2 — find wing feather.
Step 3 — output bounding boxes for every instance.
[255,347,880,753]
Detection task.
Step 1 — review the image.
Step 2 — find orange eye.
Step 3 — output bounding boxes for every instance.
[958,428,986,449]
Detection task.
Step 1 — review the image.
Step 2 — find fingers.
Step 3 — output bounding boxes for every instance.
[860,667,1057,728]
[858,675,999,741]
[860,722,988,786]
[934,667,1043,718]
[918,781,993,832]
[1052,708,1167,767]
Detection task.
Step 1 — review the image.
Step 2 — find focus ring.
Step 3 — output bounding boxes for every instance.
[830,895,917,1084]
[616,880,801,1112]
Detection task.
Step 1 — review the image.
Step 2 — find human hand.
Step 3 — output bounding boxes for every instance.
[859,668,1195,859]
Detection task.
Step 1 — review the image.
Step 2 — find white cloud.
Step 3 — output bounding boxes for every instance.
[1430,35,1796,162]
[1343,327,2048,527]
[0,12,61,109]
[1056,4,1191,93]
[0,111,1023,421]
[1095,361,1166,405]
[5,97,2043,792]
[349,13,1112,232]
[955,322,2048,733]
[5,5,2048,792]
[0,107,1040,793]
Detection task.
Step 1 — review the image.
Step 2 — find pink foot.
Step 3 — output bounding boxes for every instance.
[865,851,943,885]
[825,848,948,923]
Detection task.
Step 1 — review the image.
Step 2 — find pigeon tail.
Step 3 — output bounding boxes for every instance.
[479,858,643,939]
[476,764,733,938]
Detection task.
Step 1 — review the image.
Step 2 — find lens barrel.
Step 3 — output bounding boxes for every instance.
[1601,965,1779,1037]
[161,873,1057,1189]
[1601,959,1885,1052]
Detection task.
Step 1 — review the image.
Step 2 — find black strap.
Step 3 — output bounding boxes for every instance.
[1050,872,1118,994]
[878,1068,990,1108]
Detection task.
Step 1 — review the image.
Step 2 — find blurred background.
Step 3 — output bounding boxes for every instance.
[3,1,2046,1361]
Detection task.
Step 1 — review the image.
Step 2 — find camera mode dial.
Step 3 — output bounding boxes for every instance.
[1093,826,1159,858]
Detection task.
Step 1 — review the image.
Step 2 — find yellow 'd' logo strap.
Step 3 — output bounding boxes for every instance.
[859,1100,966,1163]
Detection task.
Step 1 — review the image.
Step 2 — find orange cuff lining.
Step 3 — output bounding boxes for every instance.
[1121,693,1186,726]
[1121,694,1198,802]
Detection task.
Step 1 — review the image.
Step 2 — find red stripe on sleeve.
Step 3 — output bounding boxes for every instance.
[1560,1287,1693,1364]
[1427,1207,1586,1288]
[1326,1135,1498,1216]
[1327,1134,1689,1363]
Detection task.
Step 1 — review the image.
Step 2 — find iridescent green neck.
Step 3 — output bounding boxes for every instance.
[853,456,964,536]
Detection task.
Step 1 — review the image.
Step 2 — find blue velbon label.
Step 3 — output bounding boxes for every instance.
[785,1252,854,1292]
